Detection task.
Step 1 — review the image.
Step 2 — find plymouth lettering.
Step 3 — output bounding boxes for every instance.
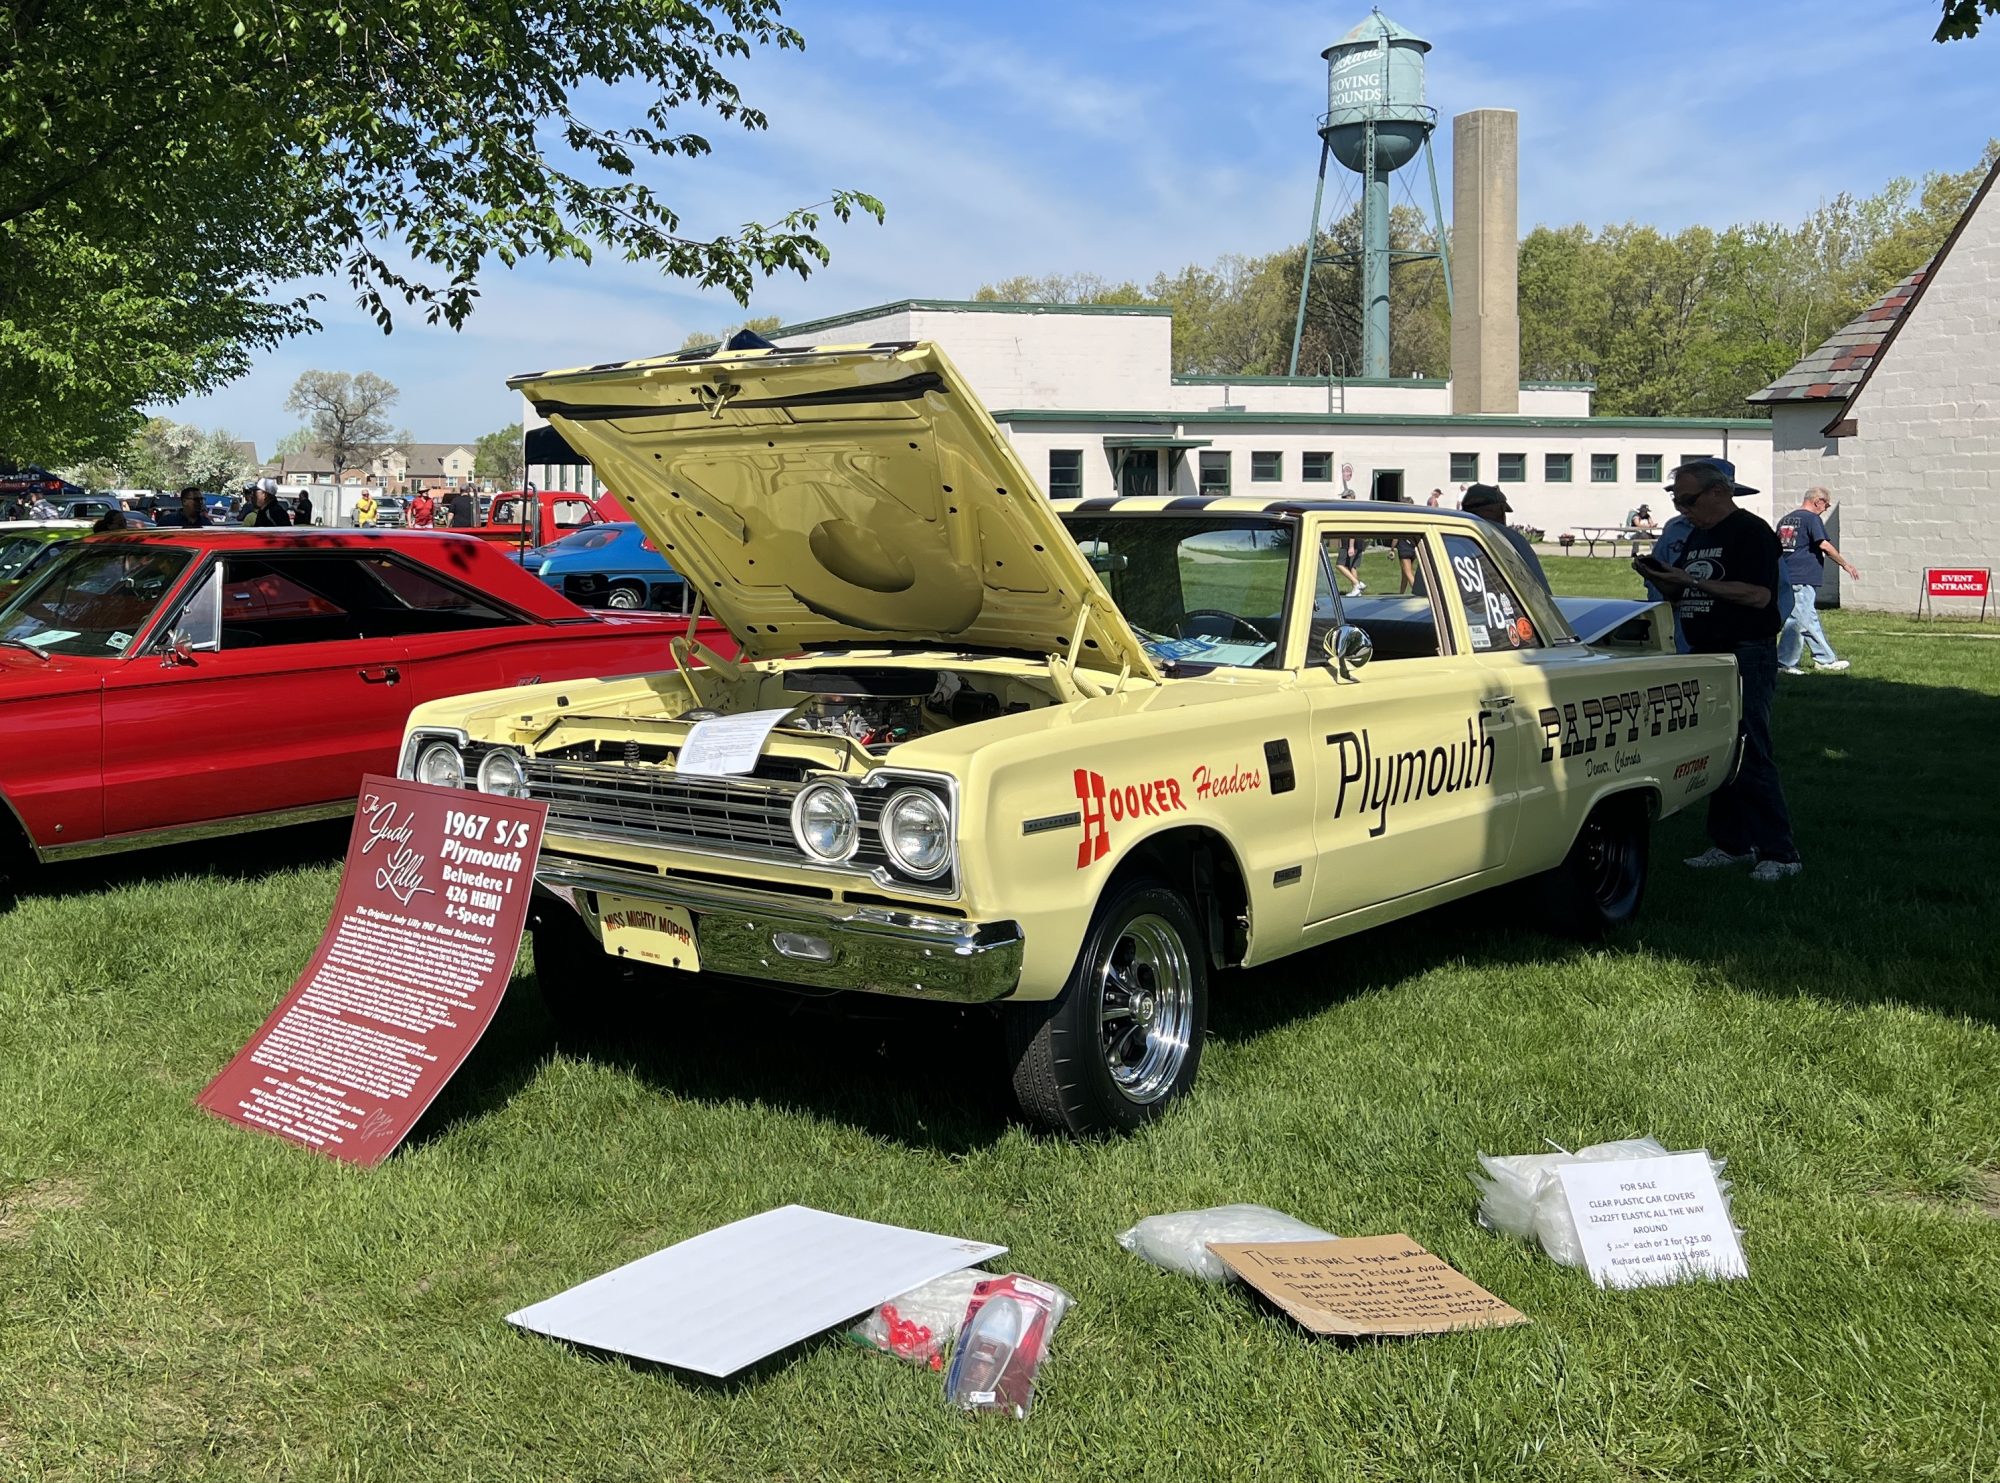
[1326,719,1495,839]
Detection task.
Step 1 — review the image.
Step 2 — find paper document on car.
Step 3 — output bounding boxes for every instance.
[506,1205,1005,1376]
[675,707,797,776]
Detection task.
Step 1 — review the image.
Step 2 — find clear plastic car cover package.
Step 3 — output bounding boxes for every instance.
[1116,1204,1338,1283]
[943,1275,1072,1418]
[1471,1137,1736,1267]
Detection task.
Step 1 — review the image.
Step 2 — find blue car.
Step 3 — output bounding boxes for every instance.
[525,521,692,612]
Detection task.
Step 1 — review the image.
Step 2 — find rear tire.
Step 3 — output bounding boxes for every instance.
[1536,797,1649,939]
[1004,879,1208,1135]
[606,584,644,610]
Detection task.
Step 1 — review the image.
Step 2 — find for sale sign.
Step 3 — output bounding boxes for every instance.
[1926,568,1991,598]
[198,776,547,1166]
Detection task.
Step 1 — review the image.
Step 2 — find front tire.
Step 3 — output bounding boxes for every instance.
[1004,880,1208,1135]
[1537,797,1649,938]
[530,895,665,1042]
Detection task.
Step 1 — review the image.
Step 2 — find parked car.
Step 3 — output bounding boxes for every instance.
[0,521,94,599]
[469,489,625,548]
[0,529,735,880]
[401,342,1737,1134]
[372,496,406,528]
[523,522,691,612]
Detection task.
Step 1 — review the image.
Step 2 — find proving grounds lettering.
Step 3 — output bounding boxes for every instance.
[1539,681,1699,764]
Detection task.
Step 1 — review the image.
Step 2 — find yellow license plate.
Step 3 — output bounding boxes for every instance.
[598,894,701,972]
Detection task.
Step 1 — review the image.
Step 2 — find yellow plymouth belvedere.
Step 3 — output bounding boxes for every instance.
[400,342,1735,1133]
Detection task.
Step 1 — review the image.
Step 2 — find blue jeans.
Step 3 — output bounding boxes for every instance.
[1777,583,1837,667]
[1709,640,1799,863]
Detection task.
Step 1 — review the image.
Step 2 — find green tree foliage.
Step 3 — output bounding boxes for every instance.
[81,418,255,492]
[0,0,882,463]
[974,144,1995,416]
[285,372,402,484]
[475,425,527,487]
[275,428,316,461]
[1936,0,2000,39]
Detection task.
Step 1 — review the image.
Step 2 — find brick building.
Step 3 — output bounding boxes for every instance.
[1751,156,2000,611]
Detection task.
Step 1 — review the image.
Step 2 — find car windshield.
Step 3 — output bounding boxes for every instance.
[0,534,57,581]
[1060,515,1295,670]
[0,545,191,656]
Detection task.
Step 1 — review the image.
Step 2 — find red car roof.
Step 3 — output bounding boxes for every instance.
[94,528,611,624]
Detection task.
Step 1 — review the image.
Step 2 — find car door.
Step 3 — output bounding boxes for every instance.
[1298,520,1518,925]
[98,552,417,839]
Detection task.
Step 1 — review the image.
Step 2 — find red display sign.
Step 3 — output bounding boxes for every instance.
[198,776,548,1166]
[1926,568,1991,598]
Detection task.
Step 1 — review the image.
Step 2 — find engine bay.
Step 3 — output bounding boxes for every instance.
[776,667,1045,752]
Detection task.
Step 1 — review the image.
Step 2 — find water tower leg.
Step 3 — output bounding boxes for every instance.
[1423,132,1452,312]
[1288,136,1332,377]
[1361,124,1390,379]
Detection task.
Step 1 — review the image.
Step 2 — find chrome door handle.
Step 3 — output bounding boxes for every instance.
[1479,694,1515,723]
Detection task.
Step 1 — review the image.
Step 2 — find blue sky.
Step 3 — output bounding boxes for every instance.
[163,0,1997,453]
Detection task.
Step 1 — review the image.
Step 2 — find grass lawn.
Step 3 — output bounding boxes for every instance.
[4,558,1998,1480]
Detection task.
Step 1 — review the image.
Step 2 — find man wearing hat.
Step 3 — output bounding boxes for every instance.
[1460,484,1551,593]
[1633,457,1801,882]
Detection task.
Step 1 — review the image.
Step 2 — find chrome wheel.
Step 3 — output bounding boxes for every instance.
[1096,913,1195,1104]
[606,585,644,609]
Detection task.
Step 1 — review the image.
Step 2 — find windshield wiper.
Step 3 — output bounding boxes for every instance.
[0,636,51,662]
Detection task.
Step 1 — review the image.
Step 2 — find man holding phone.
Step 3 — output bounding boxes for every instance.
[1632,457,1801,883]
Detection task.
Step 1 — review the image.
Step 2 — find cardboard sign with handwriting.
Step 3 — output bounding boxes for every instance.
[198,777,547,1166]
[1207,1235,1529,1338]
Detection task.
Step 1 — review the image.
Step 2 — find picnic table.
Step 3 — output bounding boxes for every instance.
[1573,525,1652,557]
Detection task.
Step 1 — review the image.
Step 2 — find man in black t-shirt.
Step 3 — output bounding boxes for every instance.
[1633,457,1800,881]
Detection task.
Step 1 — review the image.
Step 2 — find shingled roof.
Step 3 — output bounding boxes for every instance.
[1748,267,1929,405]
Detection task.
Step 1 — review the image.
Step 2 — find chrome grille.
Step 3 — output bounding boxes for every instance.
[521,757,801,860]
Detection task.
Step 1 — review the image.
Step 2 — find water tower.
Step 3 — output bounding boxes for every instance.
[1287,9,1452,378]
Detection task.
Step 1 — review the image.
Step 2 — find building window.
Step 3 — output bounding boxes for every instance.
[1048,449,1082,499]
[1198,451,1231,494]
[1545,453,1573,483]
[1636,454,1663,484]
[1679,453,1712,472]
[1497,453,1526,483]
[1591,453,1619,483]
[1450,452,1479,483]
[1303,451,1334,483]
[1251,451,1282,483]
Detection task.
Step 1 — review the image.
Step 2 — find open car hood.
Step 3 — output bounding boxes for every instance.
[510,343,1156,677]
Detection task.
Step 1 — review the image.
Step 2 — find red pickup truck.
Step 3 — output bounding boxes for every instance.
[458,489,627,547]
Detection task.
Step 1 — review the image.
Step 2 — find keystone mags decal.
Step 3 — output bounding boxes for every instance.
[1538,681,1700,764]
[1327,719,1496,839]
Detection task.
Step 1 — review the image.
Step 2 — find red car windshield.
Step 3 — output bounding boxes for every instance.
[0,546,190,656]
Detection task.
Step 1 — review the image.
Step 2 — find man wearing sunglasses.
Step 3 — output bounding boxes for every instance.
[1632,457,1801,883]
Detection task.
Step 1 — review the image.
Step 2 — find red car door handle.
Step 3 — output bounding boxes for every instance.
[358,665,401,685]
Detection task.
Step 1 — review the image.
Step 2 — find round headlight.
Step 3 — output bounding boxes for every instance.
[791,780,859,863]
[415,740,465,789]
[476,748,528,798]
[881,788,951,879]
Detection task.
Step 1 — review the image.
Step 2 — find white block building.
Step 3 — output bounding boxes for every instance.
[525,299,1773,538]
[1751,156,2000,612]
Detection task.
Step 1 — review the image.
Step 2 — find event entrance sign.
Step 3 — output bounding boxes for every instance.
[1555,1150,1747,1290]
[1918,567,1991,620]
[198,776,547,1166]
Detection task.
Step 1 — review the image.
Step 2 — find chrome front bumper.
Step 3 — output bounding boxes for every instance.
[534,857,1024,1005]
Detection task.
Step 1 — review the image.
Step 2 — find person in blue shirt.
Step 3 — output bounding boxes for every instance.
[1774,487,1859,674]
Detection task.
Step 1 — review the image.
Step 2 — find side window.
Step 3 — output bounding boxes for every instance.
[553,500,595,529]
[1314,531,1447,663]
[1443,533,1544,652]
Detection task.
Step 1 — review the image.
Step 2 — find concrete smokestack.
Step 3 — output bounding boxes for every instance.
[1450,109,1520,415]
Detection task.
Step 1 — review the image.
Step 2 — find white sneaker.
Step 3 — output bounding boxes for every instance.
[1750,859,1804,883]
[1685,846,1756,869]
[1779,665,1806,676]
[1350,581,1367,594]
[1816,659,1850,672]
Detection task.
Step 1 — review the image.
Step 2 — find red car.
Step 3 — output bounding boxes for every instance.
[0,529,731,875]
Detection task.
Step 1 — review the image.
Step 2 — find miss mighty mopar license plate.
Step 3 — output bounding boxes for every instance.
[598,894,701,972]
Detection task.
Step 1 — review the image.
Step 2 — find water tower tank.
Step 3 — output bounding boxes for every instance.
[1320,10,1432,175]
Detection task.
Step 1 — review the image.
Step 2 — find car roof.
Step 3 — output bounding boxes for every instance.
[1055,494,1491,524]
[87,528,594,621]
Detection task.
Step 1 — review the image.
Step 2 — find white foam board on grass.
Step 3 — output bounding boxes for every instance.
[507,1204,1006,1377]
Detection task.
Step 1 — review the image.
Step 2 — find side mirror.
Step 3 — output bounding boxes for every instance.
[1323,623,1373,672]
[161,629,196,667]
